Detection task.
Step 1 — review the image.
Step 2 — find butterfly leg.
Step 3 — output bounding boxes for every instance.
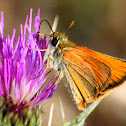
[33,54,53,79]
[46,54,63,86]
[46,54,54,68]
[53,71,62,85]
[42,54,54,74]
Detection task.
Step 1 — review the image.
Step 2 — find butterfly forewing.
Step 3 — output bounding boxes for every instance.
[62,47,112,109]
[63,51,98,99]
[77,46,126,89]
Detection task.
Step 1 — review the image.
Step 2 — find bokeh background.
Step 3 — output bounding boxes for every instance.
[0,0,126,125]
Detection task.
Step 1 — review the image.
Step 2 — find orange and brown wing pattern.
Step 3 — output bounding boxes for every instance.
[62,46,126,110]
[62,47,112,106]
[77,46,126,91]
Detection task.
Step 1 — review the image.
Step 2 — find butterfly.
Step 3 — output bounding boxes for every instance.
[38,20,126,110]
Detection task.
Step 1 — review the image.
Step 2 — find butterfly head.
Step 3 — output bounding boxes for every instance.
[50,32,68,47]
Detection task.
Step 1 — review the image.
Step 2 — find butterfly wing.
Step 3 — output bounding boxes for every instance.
[62,47,112,109]
[77,46,126,92]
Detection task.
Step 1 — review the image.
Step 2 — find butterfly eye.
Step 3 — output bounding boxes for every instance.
[51,37,59,47]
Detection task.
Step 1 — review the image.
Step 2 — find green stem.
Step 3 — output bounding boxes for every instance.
[64,99,102,126]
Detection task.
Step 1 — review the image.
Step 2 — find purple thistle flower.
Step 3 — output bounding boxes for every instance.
[0,8,57,117]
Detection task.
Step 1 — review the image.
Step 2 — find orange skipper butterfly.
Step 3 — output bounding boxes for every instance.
[38,20,126,110]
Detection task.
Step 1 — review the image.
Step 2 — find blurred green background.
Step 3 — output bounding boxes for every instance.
[0,0,126,125]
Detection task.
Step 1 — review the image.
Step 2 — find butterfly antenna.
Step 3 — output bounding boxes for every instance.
[38,19,54,36]
[64,20,75,34]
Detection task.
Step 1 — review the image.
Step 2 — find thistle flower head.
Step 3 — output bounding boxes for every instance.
[0,9,57,125]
